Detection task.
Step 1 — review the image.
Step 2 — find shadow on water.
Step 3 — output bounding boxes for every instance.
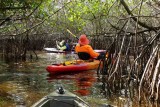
[0,52,159,107]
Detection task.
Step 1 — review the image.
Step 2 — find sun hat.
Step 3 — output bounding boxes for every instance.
[78,34,89,45]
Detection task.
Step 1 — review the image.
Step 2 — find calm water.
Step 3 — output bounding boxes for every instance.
[0,52,159,107]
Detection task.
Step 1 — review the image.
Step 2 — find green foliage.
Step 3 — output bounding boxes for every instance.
[0,0,116,34]
[64,0,114,31]
[0,1,39,36]
[0,0,156,35]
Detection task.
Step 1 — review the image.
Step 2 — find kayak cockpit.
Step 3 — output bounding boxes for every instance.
[34,96,88,107]
[32,87,90,107]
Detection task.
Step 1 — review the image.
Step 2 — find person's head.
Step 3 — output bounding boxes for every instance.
[78,34,89,45]
[60,40,65,46]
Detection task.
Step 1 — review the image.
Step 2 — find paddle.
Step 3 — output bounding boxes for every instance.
[67,29,79,40]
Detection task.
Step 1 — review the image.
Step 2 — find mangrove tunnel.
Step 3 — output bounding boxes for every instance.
[0,0,160,106]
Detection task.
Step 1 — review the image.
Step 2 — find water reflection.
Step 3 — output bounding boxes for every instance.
[47,70,97,96]
[0,52,159,107]
[0,72,54,106]
[99,75,111,98]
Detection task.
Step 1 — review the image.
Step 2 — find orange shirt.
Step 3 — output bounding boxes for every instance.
[75,44,99,58]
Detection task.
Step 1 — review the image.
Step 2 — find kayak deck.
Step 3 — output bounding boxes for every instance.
[32,87,90,107]
[46,60,100,74]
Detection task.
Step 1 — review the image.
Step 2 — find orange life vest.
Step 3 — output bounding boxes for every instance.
[75,44,99,59]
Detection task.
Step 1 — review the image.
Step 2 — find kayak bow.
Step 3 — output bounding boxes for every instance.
[32,87,90,107]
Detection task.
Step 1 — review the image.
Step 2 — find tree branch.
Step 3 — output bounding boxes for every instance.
[120,0,160,31]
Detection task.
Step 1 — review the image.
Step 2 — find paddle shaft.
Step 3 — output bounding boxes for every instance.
[67,29,79,40]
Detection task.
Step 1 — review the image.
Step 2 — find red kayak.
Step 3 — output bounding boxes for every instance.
[46,60,100,74]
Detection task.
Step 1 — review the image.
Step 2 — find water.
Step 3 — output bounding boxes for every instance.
[0,52,159,107]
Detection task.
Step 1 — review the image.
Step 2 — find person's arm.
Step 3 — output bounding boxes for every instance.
[56,41,60,45]
[87,45,99,58]
[57,45,67,50]
[56,41,60,49]
[56,41,66,50]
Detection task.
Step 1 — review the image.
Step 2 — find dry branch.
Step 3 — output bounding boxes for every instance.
[150,58,160,99]
[156,74,160,100]
[138,45,159,101]
[108,19,130,80]
[120,0,160,31]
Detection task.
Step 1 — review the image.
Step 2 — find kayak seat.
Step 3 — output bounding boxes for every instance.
[77,52,91,60]
[50,99,80,107]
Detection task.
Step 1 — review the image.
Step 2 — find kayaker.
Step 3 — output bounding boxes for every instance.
[56,40,70,51]
[75,34,105,60]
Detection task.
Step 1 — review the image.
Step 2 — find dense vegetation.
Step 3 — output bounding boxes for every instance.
[0,0,159,103]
